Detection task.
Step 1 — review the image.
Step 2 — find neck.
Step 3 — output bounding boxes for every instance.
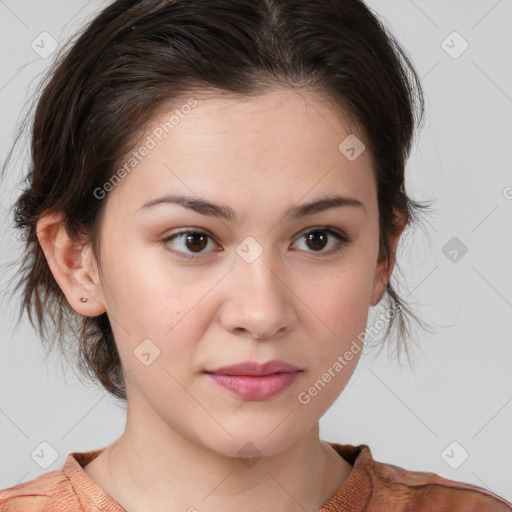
[84,386,353,512]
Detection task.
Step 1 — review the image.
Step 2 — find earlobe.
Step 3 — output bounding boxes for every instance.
[36,213,106,317]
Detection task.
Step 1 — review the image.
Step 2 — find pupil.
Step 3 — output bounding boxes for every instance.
[186,233,207,252]
[307,231,327,251]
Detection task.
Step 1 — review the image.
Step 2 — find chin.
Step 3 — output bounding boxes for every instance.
[195,422,310,462]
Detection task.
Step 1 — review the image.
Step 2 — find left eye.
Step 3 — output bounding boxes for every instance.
[292,228,350,254]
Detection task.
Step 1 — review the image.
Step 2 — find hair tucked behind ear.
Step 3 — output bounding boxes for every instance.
[4,0,437,400]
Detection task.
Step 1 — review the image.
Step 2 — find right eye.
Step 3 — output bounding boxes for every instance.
[161,229,222,260]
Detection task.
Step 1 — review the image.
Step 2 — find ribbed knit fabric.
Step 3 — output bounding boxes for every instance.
[1,443,511,511]
[321,444,512,511]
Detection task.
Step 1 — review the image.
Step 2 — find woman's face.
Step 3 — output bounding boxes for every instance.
[93,88,385,457]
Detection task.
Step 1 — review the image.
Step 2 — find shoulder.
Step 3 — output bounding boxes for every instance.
[370,455,512,511]
[0,466,71,511]
[328,443,512,512]
[0,450,112,512]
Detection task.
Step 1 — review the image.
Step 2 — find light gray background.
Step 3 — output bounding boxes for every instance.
[1,0,511,503]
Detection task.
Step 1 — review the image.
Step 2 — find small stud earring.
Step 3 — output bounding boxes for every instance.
[80,296,88,303]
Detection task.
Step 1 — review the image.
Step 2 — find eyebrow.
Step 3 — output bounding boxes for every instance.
[139,193,366,221]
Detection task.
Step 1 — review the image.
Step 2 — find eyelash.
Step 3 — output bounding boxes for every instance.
[160,226,352,260]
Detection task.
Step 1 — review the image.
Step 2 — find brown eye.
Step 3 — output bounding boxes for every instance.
[293,228,351,255]
[183,232,208,252]
[162,230,219,259]
[304,231,329,251]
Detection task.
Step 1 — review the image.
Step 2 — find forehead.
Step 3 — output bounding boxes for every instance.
[163,87,362,146]
[106,88,375,217]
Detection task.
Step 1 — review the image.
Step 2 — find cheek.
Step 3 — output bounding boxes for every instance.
[100,242,218,372]
[300,260,372,335]
[99,237,179,320]
[294,257,372,395]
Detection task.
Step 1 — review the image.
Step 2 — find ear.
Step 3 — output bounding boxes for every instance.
[36,213,106,316]
[370,210,407,306]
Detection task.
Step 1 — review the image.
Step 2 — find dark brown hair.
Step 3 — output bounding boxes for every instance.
[6,0,436,400]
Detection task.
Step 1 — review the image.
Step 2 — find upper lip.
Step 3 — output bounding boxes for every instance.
[205,360,300,376]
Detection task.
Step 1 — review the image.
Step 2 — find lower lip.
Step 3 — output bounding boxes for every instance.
[206,372,300,400]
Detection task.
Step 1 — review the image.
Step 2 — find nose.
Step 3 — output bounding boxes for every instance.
[219,249,298,340]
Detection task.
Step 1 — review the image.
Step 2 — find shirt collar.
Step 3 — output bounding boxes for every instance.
[65,442,374,512]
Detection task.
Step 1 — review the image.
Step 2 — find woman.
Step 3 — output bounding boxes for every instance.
[1,0,511,511]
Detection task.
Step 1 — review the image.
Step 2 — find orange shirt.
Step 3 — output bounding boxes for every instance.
[1,443,511,511]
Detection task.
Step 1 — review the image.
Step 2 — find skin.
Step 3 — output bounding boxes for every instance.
[37,87,404,512]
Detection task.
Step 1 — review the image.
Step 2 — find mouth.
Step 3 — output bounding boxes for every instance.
[204,360,302,400]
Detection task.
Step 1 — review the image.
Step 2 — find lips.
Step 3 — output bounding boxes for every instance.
[204,360,301,400]
[205,360,300,376]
